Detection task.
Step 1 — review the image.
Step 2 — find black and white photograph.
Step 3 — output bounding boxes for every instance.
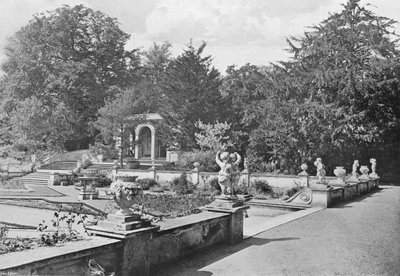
[0,0,399,275]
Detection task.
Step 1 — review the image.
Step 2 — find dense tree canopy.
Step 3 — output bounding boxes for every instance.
[237,0,400,173]
[0,5,140,150]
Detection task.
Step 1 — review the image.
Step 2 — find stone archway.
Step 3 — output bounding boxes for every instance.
[135,124,156,160]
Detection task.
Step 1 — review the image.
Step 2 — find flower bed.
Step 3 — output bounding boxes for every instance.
[104,193,214,220]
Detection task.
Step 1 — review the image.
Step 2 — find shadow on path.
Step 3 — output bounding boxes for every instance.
[151,236,299,276]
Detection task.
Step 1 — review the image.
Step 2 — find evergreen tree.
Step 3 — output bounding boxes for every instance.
[159,42,222,150]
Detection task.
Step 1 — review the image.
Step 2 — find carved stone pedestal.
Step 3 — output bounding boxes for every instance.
[77,176,99,200]
[87,222,159,276]
[205,195,243,210]
[96,214,145,231]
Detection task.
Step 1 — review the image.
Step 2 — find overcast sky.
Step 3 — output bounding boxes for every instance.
[0,0,399,73]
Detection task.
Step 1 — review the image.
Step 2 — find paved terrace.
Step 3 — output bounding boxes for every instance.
[152,185,400,276]
[1,184,399,275]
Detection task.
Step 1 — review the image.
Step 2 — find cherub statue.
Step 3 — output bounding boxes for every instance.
[369,158,378,177]
[229,152,242,192]
[215,151,235,196]
[314,158,326,184]
[352,160,360,177]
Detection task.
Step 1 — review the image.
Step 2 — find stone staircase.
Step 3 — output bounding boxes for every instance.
[40,161,77,171]
[14,171,51,186]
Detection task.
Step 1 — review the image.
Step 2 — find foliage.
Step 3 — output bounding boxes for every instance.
[140,193,213,219]
[208,177,221,192]
[285,185,302,198]
[158,42,223,150]
[253,180,273,195]
[0,4,140,150]
[142,41,172,85]
[223,0,400,174]
[94,83,150,166]
[170,173,196,195]
[136,178,158,190]
[0,179,26,190]
[0,235,39,255]
[9,97,76,151]
[195,120,233,151]
[178,150,219,172]
[96,175,112,188]
[221,64,271,155]
[37,210,88,246]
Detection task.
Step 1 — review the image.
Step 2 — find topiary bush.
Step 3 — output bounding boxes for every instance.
[170,173,196,195]
[253,180,273,196]
[137,178,158,190]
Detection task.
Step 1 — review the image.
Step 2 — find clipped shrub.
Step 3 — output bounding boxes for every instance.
[253,180,273,195]
[137,178,158,190]
[178,150,219,172]
[170,173,196,195]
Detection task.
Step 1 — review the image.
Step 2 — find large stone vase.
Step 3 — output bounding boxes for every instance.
[333,166,346,185]
[109,176,143,216]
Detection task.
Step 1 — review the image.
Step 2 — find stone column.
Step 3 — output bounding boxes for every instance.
[148,159,156,179]
[88,225,159,276]
[150,127,156,161]
[206,206,249,245]
[134,126,140,160]
[298,163,309,188]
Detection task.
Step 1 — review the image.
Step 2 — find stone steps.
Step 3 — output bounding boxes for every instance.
[14,172,51,186]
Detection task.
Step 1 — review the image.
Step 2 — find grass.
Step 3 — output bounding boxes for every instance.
[0,198,103,216]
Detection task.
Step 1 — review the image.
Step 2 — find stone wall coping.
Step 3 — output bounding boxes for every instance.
[36,169,72,174]
[0,237,120,271]
[155,211,229,233]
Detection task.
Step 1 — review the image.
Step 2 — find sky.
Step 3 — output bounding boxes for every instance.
[0,0,399,73]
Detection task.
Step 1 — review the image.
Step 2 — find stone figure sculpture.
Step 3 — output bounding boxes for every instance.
[229,152,242,188]
[215,151,235,196]
[369,158,378,178]
[314,158,327,184]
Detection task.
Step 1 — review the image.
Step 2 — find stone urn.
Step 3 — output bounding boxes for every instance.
[333,166,346,184]
[298,163,308,176]
[109,176,143,216]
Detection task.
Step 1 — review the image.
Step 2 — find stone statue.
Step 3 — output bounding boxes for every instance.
[314,158,327,184]
[229,152,242,191]
[215,151,235,196]
[352,160,360,177]
[369,158,378,178]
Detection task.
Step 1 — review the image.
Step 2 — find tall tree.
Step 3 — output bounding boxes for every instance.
[233,0,400,173]
[159,42,222,150]
[1,5,140,149]
[142,41,172,84]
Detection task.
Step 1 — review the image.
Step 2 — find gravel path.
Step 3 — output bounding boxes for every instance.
[152,185,400,276]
